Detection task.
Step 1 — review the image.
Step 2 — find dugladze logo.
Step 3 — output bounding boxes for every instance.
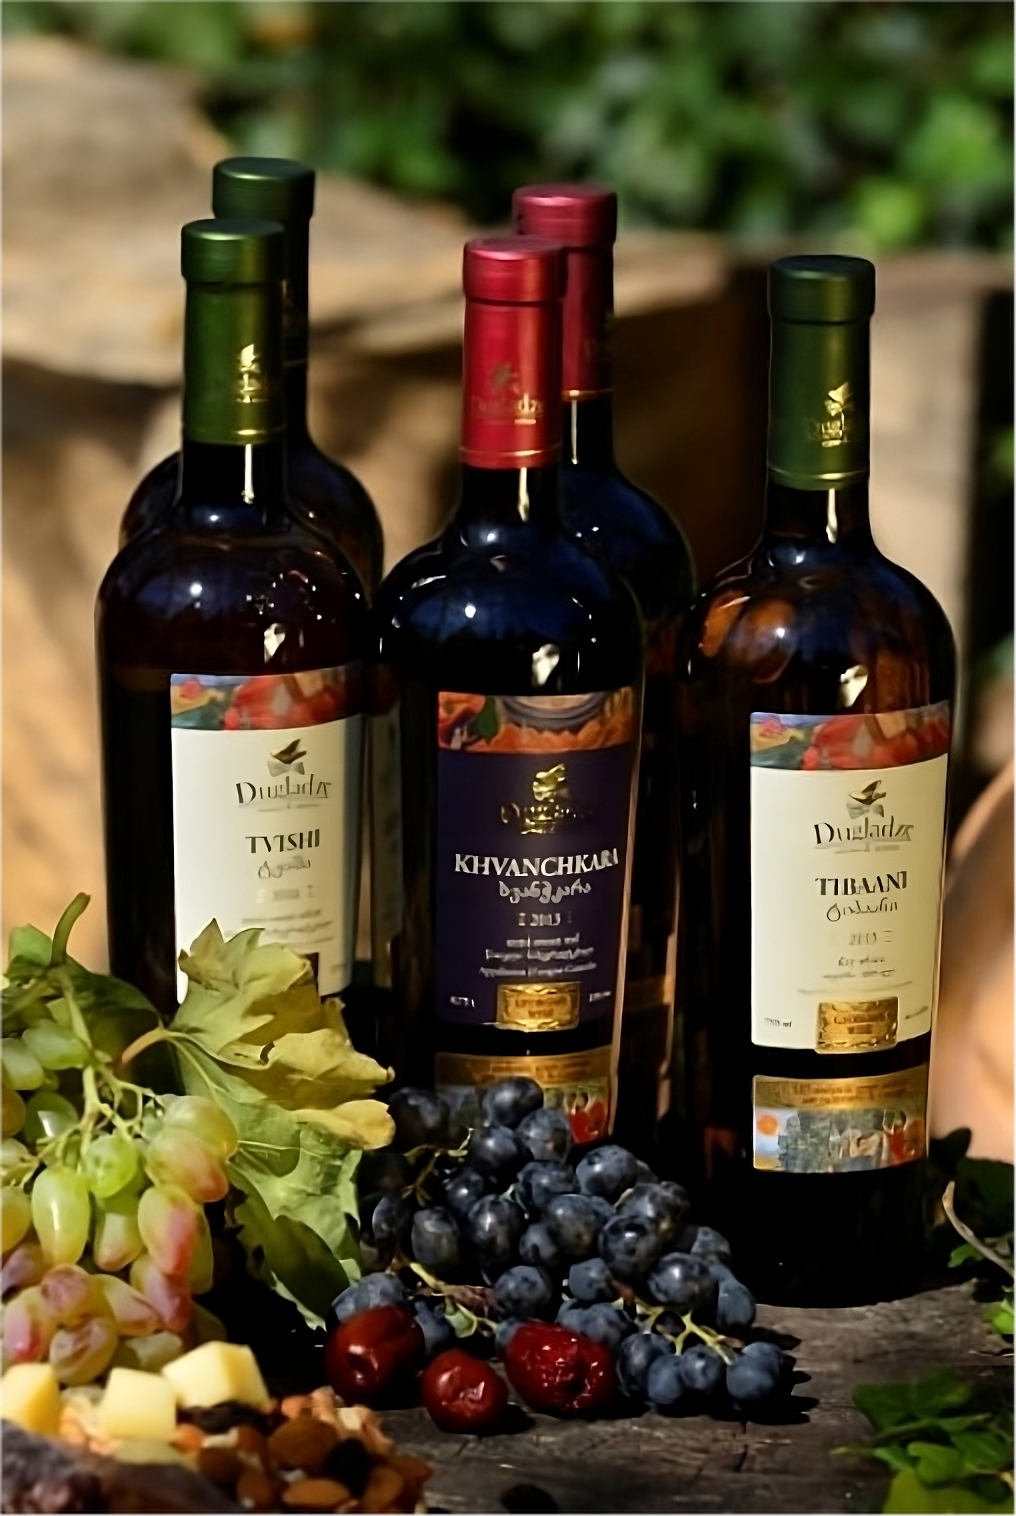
[813,776,914,849]
[235,738,331,805]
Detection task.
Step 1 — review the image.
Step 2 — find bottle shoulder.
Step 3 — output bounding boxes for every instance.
[373,526,643,686]
[561,463,694,616]
[683,538,956,707]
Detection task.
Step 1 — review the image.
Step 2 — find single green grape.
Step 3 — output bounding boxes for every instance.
[98,1274,161,1337]
[144,1127,228,1204]
[92,1187,144,1273]
[1,1138,37,1185]
[1,1038,45,1092]
[1,1186,32,1252]
[22,1022,89,1072]
[137,1184,199,1279]
[49,1316,118,1385]
[39,1263,109,1327]
[3,1284,56,1363]
[81,1131,139,1200]
[162,1095,239,1161]
[21,1091,79,1149]
[31,1165,91,1265]
[2,1085,26,1139]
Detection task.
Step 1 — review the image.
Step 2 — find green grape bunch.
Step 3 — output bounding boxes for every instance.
[1,895,237,1386]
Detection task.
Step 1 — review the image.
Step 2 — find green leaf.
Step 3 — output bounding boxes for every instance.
[986,1292,1014,1338]
[884,1468,1013,1514]
[169,923,394,1323]
[6,925,53,968]
[908,1442,966,1487]
[950,1430,1015,1476]
[855,1369,972,1433]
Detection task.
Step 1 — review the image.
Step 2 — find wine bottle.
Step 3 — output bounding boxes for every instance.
[98,220,368,1015]
[513,183,695,1158]
[119,157,384,594]
[678,256,955,1304]
[371,237,644,1141]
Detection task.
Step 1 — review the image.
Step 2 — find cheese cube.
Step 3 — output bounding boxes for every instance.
[161,1341,270,1411]
[99,1367,178,1442]
[2,1363,62,1435]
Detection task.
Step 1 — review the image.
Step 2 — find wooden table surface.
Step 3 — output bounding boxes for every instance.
[385,1284,1012,1515]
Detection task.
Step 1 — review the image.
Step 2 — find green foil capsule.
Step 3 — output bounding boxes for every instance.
[181,218,286,448]
[766,254,875,491]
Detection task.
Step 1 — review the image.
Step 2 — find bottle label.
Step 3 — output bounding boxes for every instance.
[460,302,560,468]
[169,668,362,998]
[753,1065,929,1173]
[434,688,637,1029]
[435,1047,613,1145]
[750,703,950,1051]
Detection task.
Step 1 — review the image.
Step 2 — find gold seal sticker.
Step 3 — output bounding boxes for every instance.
[753,1064,928,1174]
[817,996,898,1053]
[496,981,580,1032]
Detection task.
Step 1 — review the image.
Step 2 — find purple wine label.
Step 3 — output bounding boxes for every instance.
[435,689,637,1029]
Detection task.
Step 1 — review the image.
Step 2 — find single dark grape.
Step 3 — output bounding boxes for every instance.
[716,1278,756,1335]
[597,1215,664,1282]
[617,1182,690,1246]
[331,1274,405,1324]
[646,1352,692,1412]
[520,1222,565,1272]
[678,1344,726,1398]
[542,1194,605,1261]
[725,1341,787,1412]
[515,1160,578,1214]
[633,1160,658,1185]
[465,1195,525,1275]
[646,1253,718,1315]
[442,1167,494,1220]
[568,1257,616,1304]
[467,1125,527,1185]
[706,1259,735,1284]
[389,1088,450,1150]
[616,1331,670,1402]
[516,1107,573,1164]
[677,1224,732,1265]
[371,1193,412,1249]
[358,1148,412,1195]
[411,1207,463,1277]
[575,1145,639,1203]
[494,1265,556,1320]
[481,1078,544,1130]
[413,1300,457,1359]
[557,1302,634,1353]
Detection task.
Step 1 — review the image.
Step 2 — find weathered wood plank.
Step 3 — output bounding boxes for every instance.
[384,1284,1011,1514]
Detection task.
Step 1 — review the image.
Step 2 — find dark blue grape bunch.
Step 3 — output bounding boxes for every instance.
[349,1076,794,1422]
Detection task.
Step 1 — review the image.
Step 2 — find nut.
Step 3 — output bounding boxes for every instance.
[268,1414,339,1472]
[197,1447,243,1488]
[172,1422,206,1454]
[359,1464,405,1514]
[282,1477,351,1510]
[236,1465,277,1510]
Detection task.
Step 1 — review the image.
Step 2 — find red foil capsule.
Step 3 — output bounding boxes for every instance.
[460,236,565,470]
[512,184,617,401]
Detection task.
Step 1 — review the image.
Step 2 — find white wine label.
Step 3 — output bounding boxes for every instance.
[752,1065,929,1173]
[749,704,950,1051]
[170,669,362,999]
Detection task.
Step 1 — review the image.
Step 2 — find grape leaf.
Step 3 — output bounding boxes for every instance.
[168,922,394,1324]
[854,1369,973,1433]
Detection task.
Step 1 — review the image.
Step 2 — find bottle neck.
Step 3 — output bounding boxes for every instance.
[459,296,562,472]
[763,479,873,547]
[182,281,285,449]
[563,394,616,470]
[767,313,870,491]
[455,463,561,547]
[176,438,288,530]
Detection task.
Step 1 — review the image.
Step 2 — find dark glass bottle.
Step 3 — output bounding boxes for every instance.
[119,157,383,595]
[371,237,644,1141]
[513,185,694,1158]
[678,256,955,1305]
[98,219,368,1016]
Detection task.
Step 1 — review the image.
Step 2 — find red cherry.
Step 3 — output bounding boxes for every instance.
[503,1322,615,1417]
[324,1305,425,1406]
[421,1348,509,1434]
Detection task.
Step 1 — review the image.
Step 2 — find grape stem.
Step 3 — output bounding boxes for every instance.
[943,1181,1015,1278]
[637,1301,739,1363]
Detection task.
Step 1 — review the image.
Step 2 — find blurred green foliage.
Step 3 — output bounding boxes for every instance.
[4,0,1012,247]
